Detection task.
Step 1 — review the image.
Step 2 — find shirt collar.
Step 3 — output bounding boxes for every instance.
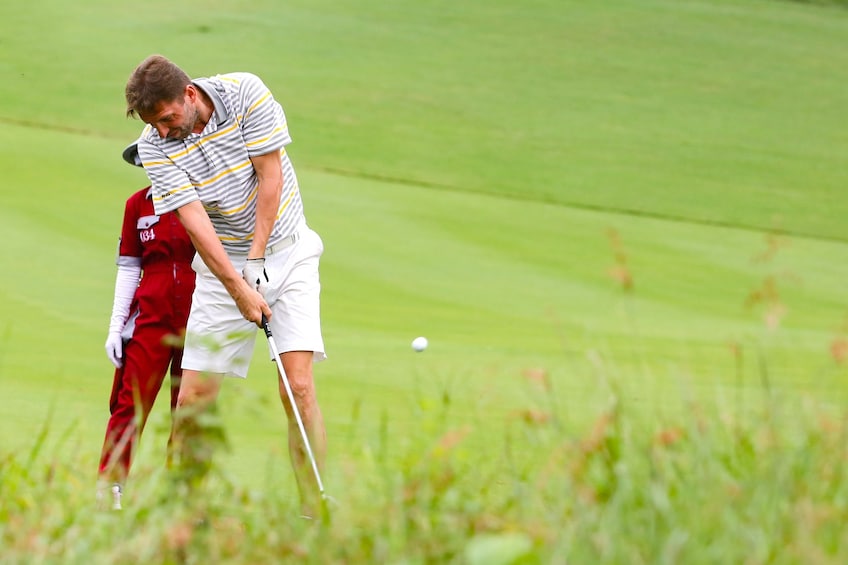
[192,78,229,127]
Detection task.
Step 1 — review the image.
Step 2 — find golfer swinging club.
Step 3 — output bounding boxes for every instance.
[124,54,328,517]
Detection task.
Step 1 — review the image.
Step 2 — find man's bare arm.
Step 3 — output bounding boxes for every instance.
[176,200,271,324]
[248,150,284,259]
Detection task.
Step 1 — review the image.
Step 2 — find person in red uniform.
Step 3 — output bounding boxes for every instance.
[97,142,196,509]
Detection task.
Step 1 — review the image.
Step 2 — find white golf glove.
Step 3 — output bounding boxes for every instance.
[105,331,124,368]
[106,261,141,369]
[243,258,270,295]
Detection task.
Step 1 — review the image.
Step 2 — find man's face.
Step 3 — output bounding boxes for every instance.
[139,87,199,140]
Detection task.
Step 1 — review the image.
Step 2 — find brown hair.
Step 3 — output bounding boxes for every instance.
[125,55,192,118]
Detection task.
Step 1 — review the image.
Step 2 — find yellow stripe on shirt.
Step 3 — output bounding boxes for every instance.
[245,127,288,148]
[244,91,272,119]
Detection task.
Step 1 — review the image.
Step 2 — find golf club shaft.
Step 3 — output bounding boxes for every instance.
[262,317,326,497]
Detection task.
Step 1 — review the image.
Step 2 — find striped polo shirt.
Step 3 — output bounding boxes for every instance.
[136,72,304,254]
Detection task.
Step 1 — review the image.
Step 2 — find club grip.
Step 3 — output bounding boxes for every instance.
[261,314,273,338]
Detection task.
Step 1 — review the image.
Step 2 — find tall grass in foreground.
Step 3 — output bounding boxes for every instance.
[2,369,847,565]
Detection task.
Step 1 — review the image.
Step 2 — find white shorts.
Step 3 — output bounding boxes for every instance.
[182,224,327,378]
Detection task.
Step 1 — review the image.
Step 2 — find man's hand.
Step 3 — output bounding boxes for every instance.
[105,332,124,368]
[243,258,270,296]
[233,279,273,326]
[175,201,272,326]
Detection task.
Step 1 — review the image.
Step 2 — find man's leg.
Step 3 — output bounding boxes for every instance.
[278,350,326,516]
[171,369,225,486]
[165,342,186,468]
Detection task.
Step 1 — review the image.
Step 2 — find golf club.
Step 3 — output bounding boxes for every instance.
[261,314,331,516]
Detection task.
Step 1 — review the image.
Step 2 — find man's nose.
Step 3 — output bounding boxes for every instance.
[155,124,168,138]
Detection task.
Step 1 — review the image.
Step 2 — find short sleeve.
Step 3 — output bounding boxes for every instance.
[117,192,143,262]
[238,73,292,158]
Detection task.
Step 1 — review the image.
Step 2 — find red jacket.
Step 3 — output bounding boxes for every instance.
[119,187,195,335]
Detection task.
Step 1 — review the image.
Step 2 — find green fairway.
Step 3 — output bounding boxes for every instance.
[3,0,848,238]
[1,0,848,562]
[3,122,846,451]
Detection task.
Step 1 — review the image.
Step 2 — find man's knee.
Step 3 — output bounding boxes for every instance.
[177,388,200,408]
[279,371,315,409]
[177,374,219,407]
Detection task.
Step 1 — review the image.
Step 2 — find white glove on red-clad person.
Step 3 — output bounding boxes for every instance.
[105,332,124,368]
[105,262,141,369]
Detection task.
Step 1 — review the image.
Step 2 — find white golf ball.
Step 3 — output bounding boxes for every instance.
[411,336,428,352]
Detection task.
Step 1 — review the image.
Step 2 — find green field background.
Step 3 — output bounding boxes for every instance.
[1,0,847,502]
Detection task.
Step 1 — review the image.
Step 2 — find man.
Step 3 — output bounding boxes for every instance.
[124,55,327,515]
[98,143,196,510]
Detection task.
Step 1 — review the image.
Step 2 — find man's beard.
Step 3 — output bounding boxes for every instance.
[171,105,199,140]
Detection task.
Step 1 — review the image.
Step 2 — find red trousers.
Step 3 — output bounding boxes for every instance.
[98,266,194,481]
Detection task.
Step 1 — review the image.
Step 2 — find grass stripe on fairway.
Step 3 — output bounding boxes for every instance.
[1,0,847,239]
[2,119,848,465]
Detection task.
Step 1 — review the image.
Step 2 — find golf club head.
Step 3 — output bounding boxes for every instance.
[319,494,338,524]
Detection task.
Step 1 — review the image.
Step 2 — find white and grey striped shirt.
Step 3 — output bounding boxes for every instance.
[136,72,304,254]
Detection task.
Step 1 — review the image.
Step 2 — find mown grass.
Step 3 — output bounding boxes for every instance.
[2,0,848,238]
[2,0,848,562]
[2,368,847,564]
